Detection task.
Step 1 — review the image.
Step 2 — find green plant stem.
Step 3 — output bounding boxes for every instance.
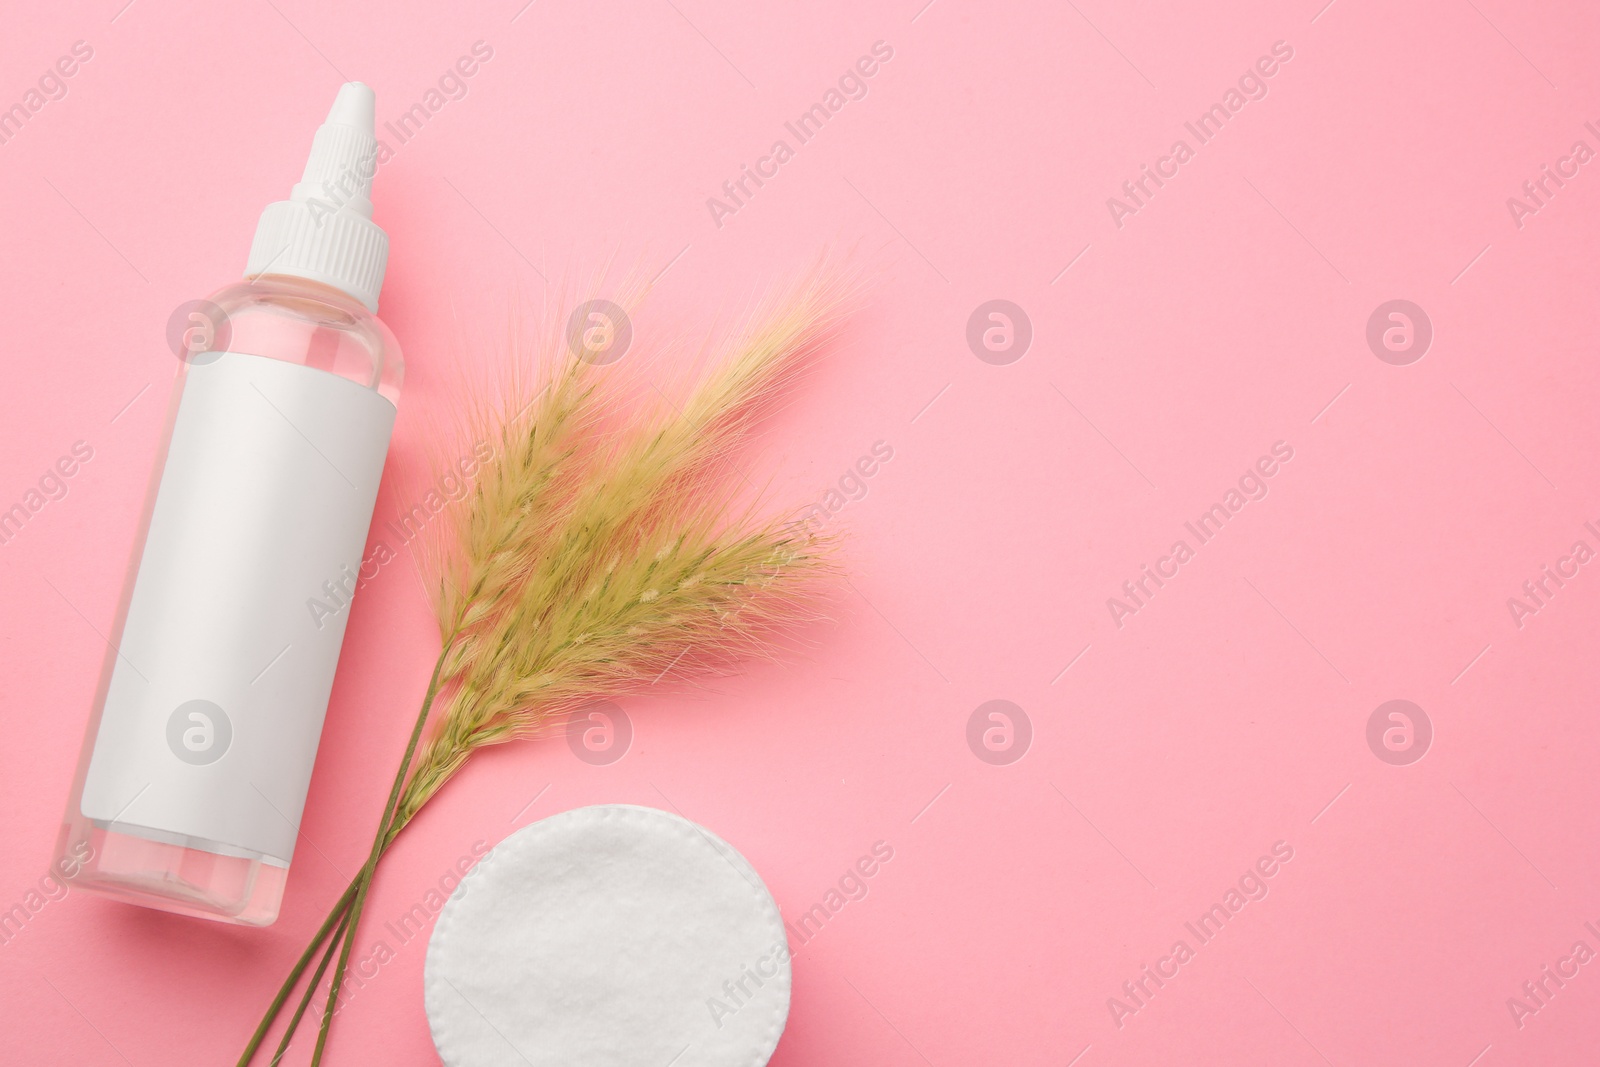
[269,908,353,1066]
[240,818,425,1066]
[235,881,359,1066]
[308,635,457,1067]
[238,753,440,1065]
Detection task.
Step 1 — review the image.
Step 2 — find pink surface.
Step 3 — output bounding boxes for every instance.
[3,1,1600,1064]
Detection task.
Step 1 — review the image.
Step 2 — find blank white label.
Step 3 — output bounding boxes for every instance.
[81,352,395,864]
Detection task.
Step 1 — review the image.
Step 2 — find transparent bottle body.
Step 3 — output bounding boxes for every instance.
[55,275,401,925]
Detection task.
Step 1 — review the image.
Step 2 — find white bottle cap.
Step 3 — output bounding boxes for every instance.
[245,82,389,312]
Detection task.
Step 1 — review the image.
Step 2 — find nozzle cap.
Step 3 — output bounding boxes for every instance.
[245,82,389,312]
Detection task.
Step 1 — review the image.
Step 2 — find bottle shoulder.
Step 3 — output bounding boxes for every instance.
[206,276,402,403]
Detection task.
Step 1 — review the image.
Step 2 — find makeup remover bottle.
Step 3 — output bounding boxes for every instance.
[55,83,401,925]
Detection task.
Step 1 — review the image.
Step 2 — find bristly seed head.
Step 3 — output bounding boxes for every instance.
[401,258,857,824]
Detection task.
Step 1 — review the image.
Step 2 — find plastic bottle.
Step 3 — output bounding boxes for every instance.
[55,83,401,925]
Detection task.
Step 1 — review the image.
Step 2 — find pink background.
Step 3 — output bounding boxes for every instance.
[4,0,1600,1064]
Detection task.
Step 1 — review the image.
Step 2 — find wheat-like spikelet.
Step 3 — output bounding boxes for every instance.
[421,312,616,646]
[394,262,855,828]
[400,515,827,823]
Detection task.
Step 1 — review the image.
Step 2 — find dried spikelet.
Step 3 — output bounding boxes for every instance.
[418,311,612,640]
[395,261,855,826]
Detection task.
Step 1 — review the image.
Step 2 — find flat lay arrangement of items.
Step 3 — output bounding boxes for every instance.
[51,83,850,1066]
[17,4,1600,1065]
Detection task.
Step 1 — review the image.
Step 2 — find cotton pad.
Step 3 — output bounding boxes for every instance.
[425,804,791,1067]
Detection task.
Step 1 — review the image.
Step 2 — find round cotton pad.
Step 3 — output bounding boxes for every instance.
[425,804,791,1067]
